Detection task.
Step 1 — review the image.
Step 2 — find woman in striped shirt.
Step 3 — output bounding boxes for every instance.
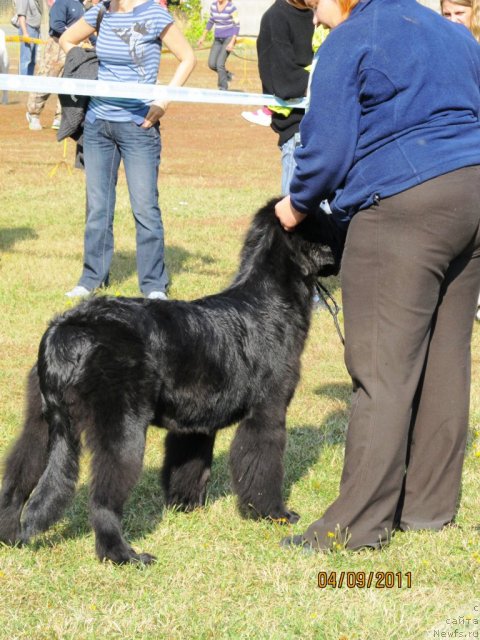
[60,0,195,300]
[198,0,240,90]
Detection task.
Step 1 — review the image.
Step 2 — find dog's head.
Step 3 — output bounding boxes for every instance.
[249,199,345,279]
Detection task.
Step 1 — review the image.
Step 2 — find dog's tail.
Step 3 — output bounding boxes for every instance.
[0,366,50,543]
[17,322,85,542]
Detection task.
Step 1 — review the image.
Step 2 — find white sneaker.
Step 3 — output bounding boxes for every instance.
[476,306,480,322]
[147,291,168,300]
[241,109,272,127]
[51,117,61,130]
[65,285,91,298]
[26,113,42,131]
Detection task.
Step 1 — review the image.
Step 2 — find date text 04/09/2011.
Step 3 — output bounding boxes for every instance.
[317,571,412,589]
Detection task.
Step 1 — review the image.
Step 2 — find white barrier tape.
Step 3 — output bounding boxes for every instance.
[0,74,307,109]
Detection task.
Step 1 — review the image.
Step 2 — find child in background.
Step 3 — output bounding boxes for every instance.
[198,0,240,90]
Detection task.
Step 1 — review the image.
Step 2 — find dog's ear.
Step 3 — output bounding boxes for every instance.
[287,237,314,277]
[293,209,346,277]
[295,209,332,243]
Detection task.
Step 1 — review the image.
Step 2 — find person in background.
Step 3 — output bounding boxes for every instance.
[276,0,480,552]
[255,0,314,196]
[251,9,329,310]
[441,0,480,320]
[197,0,239,91]
[16,0,43,76]
[60,0,196,300]
[241,105,272,127]
[241,9,329,130]
[441,0,480,40]
[26,0,90,131]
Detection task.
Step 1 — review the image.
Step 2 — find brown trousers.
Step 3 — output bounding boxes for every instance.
[26,37,66,119]
[303,166,480,550]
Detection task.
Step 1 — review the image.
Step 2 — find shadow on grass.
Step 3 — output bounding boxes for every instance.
[314,381,352,403]
[0,227,38,252]
[203,417,349,511]
[29,410,350,549]
[106,245,216,288]
[29,467,168,548]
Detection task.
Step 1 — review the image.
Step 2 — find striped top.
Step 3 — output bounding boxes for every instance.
[84,0,173,123]
[206,1,240,39]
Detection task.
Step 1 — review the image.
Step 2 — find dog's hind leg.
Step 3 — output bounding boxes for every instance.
[230,403,299,524]
[0,367,49,544]
[162,431,216,510]
[20,391,81,544]
[89,413,154,565]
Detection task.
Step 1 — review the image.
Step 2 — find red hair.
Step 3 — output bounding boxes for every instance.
[339,0,361,16]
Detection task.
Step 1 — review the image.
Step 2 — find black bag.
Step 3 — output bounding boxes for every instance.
[56,3,108,167]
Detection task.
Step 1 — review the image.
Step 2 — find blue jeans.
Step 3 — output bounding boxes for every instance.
[208,37,233,90]
[81,118,168,295]
[18,25,40,76]
[280,132,301,196]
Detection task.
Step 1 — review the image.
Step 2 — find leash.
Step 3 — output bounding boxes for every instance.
[314,281,345,346]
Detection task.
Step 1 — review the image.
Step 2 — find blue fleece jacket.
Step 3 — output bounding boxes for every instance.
[290,0,480,225]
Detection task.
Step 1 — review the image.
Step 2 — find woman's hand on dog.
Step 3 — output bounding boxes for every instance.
[275,196,307,232]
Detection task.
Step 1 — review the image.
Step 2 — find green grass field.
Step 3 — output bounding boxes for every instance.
[0,68,480,639]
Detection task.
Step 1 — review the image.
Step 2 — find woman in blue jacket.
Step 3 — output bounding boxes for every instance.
[276,0,480,551]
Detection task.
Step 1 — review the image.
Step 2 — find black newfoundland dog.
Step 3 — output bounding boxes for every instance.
[0,199,344,564]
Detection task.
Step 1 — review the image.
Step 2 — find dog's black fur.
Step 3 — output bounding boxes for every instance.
[0,199,344,564]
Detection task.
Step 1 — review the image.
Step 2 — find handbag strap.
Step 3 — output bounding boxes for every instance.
[96,1,109,34]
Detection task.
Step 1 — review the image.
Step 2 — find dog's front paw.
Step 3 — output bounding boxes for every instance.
[284,509,300,524]
[128,551,157,565]
[96,539,157,565]
[166,492,206,512]
[103,547,157,566]
[166,482,208,512]
[268,509,300,525]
